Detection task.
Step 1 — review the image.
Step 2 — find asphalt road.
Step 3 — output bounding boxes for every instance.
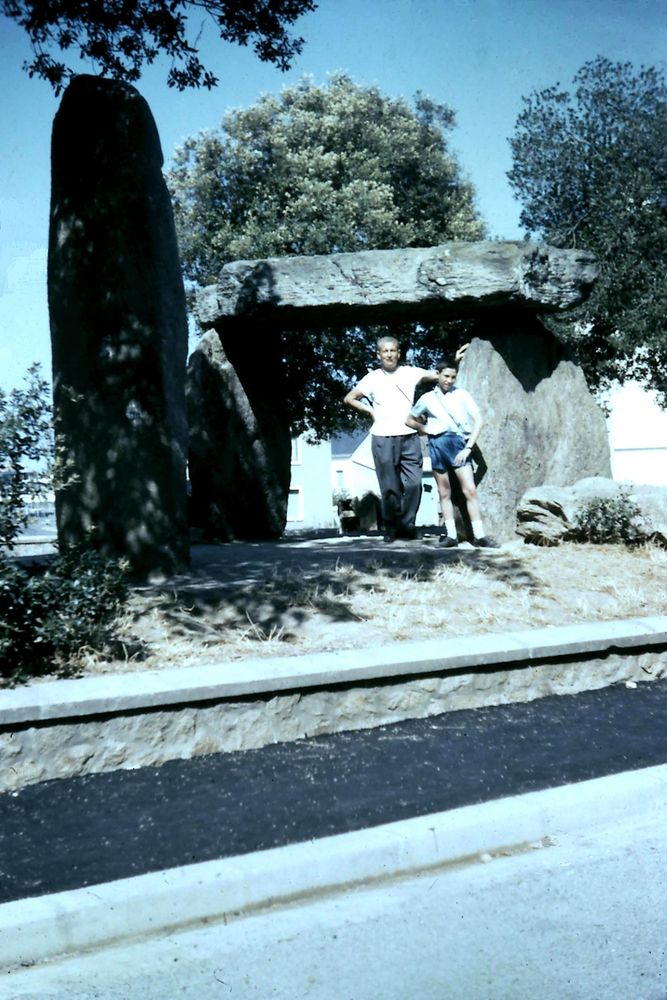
[2,678,667,905]
[6,791,666,1000]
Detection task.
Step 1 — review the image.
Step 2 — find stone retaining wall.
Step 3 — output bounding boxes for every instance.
[3,643,666,792]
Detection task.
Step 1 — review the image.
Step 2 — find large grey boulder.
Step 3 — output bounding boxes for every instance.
[187,331,289,539]
[455,320,611,540]
[517,477,667,545]
[48,76,189,574]
[197,241,597,330]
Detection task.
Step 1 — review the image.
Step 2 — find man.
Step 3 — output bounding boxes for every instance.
[405,356,497,548]
[343,336,439,542]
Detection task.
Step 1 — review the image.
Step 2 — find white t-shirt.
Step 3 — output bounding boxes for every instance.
[410,385,480,437]
[355,366,432,436]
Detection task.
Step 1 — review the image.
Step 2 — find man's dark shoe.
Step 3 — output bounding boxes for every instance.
[383,529,397,543]
[398,526,419,540]
[439,535,458,548]
[473,536,499,548]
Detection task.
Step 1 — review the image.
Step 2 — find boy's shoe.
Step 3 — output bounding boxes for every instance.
[473,536,499,548]
[383,528,397,543]
[398,526,419,540]
[439,535,458,548]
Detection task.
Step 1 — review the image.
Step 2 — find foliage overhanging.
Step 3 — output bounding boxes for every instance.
[2,0,316,92]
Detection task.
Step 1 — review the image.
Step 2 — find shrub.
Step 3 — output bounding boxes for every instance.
[0,547,129,682]
[572,488,643,546]
[1,366,130,682]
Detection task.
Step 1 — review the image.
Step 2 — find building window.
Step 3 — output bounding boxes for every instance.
[290,438,302,466]
[287,486,304,521]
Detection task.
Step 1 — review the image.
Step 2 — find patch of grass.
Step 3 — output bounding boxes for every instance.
[59,539,667,678]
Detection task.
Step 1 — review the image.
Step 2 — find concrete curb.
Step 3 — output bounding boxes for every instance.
[3,615,667,725]
[2,764,666,970]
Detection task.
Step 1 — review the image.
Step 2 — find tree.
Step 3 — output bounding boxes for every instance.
[0,364,52,550]
[508,57,667,403]
[2,0,316,93]
[168,74,485,437]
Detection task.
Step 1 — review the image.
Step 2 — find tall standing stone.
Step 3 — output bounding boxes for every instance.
[48,76,188,574]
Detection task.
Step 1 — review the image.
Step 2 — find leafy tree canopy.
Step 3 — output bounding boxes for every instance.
[2,0,316,93]
[168,74,485,436]
[508,56,667,404]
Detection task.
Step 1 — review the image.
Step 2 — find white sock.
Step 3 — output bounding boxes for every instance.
[445,518,457,538]
[472,520,485,539]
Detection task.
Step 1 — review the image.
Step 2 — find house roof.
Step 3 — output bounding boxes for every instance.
[331,431,367,458]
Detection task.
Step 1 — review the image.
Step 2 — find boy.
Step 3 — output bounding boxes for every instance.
[405,357,497,548]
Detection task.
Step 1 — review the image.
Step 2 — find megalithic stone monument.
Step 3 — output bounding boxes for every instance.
[48,75,189,574]
[194,241,609,541]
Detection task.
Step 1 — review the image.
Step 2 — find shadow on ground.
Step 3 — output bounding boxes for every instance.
[129,531,540,645]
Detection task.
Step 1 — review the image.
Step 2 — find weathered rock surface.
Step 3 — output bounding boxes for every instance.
[517,478,667,545]
[48,75,189,574]
[453,323,611,539]
[4,648,665,791]
[196,241,597,330]
[187,331,289,539]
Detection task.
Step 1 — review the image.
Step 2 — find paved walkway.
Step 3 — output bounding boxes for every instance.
[13,528,524,587]
[7,783,666,998]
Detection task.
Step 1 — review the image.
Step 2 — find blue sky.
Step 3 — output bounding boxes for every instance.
[1,0,666,392]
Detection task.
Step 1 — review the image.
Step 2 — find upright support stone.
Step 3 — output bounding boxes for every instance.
[48,75,189,574]
[187,330,290,540]
[455,314,611,538]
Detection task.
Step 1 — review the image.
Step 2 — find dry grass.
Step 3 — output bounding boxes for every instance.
[75,540,667,677]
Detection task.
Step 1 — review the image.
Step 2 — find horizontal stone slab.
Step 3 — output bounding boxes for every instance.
[196,241,598,329]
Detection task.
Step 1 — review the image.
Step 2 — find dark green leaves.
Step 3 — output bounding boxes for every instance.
[508,57,667,403]
[2,0,316,93]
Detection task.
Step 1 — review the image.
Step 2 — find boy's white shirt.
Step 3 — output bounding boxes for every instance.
[356,365,431,436]
[410,385,480,437]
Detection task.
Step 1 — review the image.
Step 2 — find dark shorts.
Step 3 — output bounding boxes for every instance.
[429,432,471,473]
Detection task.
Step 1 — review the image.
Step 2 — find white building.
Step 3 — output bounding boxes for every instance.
[607,382,667,486]
[285,436,338,532]
[330,431,441,526]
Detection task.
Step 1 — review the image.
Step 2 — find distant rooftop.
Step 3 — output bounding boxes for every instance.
[331,431,366,458]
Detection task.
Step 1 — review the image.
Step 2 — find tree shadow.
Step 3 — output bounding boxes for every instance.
[128,538,543,648]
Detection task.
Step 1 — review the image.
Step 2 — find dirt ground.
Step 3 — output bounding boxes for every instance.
[72,530,667,677]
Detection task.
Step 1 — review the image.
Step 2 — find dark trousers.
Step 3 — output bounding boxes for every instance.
[371,433,423,531]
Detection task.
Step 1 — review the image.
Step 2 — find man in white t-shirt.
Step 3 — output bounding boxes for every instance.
[343,336,438,541]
